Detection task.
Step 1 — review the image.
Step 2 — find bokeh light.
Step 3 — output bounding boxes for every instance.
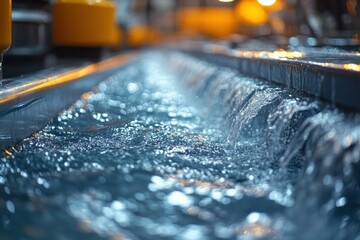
[257,0,277,7]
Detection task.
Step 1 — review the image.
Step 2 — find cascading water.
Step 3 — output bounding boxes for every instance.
[168,52,360,239]
[1,51,360,239]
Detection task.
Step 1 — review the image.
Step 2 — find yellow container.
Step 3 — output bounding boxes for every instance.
[52,0,118,47]
[236,0,268,25]
[178,8,202,34]
[200,8,238,38]
[0,0,12,51]
[178,7,238,39]
[128,25,160,48]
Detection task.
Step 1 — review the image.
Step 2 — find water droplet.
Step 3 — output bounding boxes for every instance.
[247,212,262,223]
[6,201,15,213]
[306,163,315,175]
[335,180,344,193]
[180,225,207,240]
[0,173,6,184]
[127,83,140,94]
[322,175,333,186]
[111,200,125,210]
[336,197,347,207]
[166,191,193,208]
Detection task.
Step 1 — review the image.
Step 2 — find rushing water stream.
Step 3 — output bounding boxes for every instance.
[1,51,360,239]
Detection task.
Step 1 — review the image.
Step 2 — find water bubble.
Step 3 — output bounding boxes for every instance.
[102,207,113,218]
[336,197,347,207]
[111,200,125,211]
[322,175,333,186]
[179,225,207,240]
[306,163,315,175]
[210,190,223,201]
[127,83,140,94]
[6,201,15,213]
[20,171,28,178]
[335,180,344,193]
[166,191,193,208]
[247,212,262,223]
[135,193,146,201]
[0,176,6,184]
[215,225,234,239]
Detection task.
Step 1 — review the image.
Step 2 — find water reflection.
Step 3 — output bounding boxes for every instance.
[1,51,360,239]
[0,53,289,239]
[210,45,360,72]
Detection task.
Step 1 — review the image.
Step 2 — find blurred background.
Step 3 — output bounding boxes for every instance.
[112,0,360,47]
[1,0,360,77]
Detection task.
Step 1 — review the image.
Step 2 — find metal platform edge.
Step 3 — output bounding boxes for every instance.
[0,52,138,148]
[174,43,360,112]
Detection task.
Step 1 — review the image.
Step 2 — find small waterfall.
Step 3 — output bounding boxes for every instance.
[165,51,360,239]
[269,99,321,165]
[284,111,360,238]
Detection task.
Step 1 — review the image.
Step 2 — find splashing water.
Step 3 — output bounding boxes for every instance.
[1,51,360,239]
[168,52,360,239]
[0,52,3,83]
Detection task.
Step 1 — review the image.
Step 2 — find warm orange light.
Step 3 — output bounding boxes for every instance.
[200,8,238,38]
[52,0,118,47]
[257,0,277,6]
[236,0,268,25]
[128,25,149,48]
[128,25,160,48]
[0,0,12,51]
[219,0,234,2]
[343,63,360,71]
[178,8,202,34]
[0,53,138,106]
[231,49,360,73]
[178,8,238,38]
[268,49,304,59]
[3,149,12,156]
[232,49,305,59]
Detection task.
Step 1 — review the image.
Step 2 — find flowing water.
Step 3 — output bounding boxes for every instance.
[1,51,360,239]
[0,52,3,83]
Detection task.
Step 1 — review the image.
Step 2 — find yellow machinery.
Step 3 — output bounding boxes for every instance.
[0,0,11,51]
[178,7,236,39]
[178,0,284,38]
[127,24,161,48]
[0,0,12,52]
[0,0,12,72]
[178,7,238,39]
[52,0,120,48]
[0,0,288,64]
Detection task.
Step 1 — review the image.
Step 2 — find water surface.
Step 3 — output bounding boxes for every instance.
[1,52,360,240]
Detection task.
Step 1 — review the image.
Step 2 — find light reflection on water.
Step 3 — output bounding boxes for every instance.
[0,55,290,240]
[1,52,359,239]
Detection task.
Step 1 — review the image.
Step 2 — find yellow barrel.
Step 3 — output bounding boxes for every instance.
[0,0,12,52]
[52,0,118,47]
